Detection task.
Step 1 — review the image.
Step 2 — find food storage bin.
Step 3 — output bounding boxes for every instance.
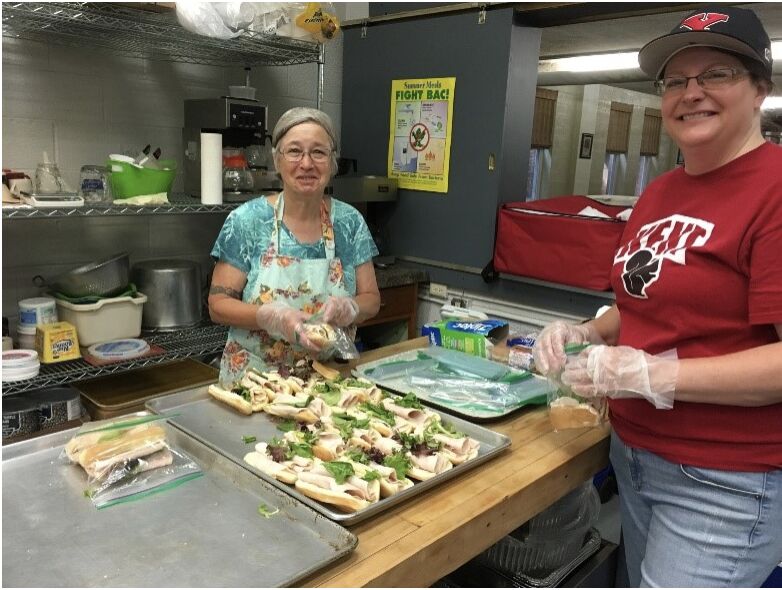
[478,482,601,578]
[107,159,177,198]
[55,293,147,346]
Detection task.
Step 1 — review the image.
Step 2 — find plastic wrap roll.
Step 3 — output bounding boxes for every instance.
[200,132,222,204]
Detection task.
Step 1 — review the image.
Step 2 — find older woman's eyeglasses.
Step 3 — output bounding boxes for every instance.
[654,67,749,95]
[279,146,332,163]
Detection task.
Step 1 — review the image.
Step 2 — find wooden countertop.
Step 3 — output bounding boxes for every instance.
[304,337,611,587]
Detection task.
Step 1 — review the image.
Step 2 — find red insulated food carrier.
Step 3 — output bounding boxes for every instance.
[493,195,628,291]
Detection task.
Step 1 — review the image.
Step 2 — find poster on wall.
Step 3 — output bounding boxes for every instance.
[387,77,455,193]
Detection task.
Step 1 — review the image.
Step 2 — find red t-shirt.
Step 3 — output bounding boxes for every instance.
[609,142,782,472]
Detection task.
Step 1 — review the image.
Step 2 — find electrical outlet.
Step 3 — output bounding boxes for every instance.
[430,282,448,298]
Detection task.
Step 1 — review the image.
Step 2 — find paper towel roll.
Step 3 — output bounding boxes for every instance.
[200,132,223,204]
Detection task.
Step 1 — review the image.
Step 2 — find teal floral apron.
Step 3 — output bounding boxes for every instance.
[219,193,352,386]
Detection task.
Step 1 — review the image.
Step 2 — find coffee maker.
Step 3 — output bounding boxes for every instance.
[183,97,279,200]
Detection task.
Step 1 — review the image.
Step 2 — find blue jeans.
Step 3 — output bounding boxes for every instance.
[610,431,782,587]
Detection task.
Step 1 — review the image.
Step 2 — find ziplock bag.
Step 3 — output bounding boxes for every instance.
[547,343,607,430]
[62,414,202,508]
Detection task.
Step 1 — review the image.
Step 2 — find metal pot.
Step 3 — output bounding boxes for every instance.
[131,259,202,330]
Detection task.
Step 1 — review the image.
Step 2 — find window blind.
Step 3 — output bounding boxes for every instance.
[531,88,558,149]
[606,101,633,153]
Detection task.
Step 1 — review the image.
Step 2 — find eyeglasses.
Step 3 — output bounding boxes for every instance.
[654,67,749,95]
[279,146,332,163]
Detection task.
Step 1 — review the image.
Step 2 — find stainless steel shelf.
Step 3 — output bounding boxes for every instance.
[2,323,228,396]
[1,194,252,219]
[1,2,321,67]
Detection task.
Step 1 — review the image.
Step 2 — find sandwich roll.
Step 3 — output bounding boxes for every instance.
[244,449,298,484]
[406,452,453,481]
[264,403,319,424]
[208,384,253,415]
[312,360,341,381]
[80,425,168,479]
[433,433,480,465]
[294,465,379,512]
[548,396,603,430]
[65,422,155,462]
[303,324,337,349]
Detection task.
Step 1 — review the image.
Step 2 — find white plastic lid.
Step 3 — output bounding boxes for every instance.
[87,338,150,361]
[108,154,135,164]
[19,297,56,309]
[2,364,41,382]
[2,349,39,367]
[17,324,37,335]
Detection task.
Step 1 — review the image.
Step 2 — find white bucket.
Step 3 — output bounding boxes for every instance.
[19,297,58,328]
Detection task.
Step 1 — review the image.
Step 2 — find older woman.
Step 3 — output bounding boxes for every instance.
[209,107,381,385]
[533,7,782,587]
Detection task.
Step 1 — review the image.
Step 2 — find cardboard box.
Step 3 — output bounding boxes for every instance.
[421,319,509,358]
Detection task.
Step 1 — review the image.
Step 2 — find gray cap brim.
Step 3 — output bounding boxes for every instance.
[638,31,763,78]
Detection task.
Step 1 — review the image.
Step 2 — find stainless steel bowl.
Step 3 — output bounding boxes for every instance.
[40,253,130,298]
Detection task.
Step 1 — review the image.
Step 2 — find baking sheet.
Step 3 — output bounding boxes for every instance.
[353,347,551,421]
[147,385,511,526]
[2,417,356,588]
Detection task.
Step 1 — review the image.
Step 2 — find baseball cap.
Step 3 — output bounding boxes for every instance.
[638,6,772,79]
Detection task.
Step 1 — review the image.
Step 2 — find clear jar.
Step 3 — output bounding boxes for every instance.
[35,162,65,194]
[79,165,111,203]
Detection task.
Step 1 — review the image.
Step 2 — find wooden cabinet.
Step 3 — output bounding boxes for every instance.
[358,283,418,339]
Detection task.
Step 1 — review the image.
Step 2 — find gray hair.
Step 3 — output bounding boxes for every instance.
[271,107,339,175]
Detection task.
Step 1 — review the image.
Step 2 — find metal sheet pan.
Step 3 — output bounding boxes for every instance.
[147,386,511,526]
[2,417,356,588]
[353,347,550,421]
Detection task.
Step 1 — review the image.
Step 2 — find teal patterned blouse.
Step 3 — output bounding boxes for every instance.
[211,196,379,295]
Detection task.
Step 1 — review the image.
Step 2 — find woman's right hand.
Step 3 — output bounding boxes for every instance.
[532,320,602,376]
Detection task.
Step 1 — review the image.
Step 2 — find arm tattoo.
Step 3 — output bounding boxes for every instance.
[210,285,243,300]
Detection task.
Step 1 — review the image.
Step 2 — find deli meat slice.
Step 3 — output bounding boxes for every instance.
[373,436,402,456]
[433,433,480,464]
[407,452,453,481]
[381,398,429,426]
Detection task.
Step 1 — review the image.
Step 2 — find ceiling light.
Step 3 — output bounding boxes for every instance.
[541,41,782,74]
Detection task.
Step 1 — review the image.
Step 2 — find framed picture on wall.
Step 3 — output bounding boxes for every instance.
[579,133,594,159]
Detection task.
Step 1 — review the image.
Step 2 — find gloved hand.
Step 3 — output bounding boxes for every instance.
[561,345,678,409]
[320,296,359,327]
[255,302,319,351]
[532,320,604,376]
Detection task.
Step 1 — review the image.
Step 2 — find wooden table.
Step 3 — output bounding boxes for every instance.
[304,337,611,587]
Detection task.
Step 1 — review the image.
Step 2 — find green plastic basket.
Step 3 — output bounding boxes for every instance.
[107,159,177,199]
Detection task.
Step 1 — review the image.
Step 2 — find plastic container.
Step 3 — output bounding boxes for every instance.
[107,159,177,198]
[479,482,601,578]
[54,293,147,346]
[2,398,40,439]
[29,386,82,429]
[2,349,41,382]
[18,297,58,328]
[228,85,257,100]
[16,325,36,351]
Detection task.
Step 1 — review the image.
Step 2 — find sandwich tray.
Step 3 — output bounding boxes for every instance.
[146,385,512,526]
[353,346,551,421]
[2,414,356,588]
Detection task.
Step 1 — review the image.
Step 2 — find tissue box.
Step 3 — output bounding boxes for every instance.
[422,319,509,358]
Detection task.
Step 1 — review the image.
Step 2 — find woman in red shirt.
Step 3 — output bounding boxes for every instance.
[534,6,782,586]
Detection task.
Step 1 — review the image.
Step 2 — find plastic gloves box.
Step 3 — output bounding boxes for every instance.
[422,319,509,359]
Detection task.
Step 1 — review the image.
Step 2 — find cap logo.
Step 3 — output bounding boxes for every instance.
[679,12,729,31]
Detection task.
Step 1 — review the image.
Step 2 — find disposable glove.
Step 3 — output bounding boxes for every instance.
[561,345,678,409]
[255,302,319,351]
[532,320,604,376]
[320,296,360,327]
